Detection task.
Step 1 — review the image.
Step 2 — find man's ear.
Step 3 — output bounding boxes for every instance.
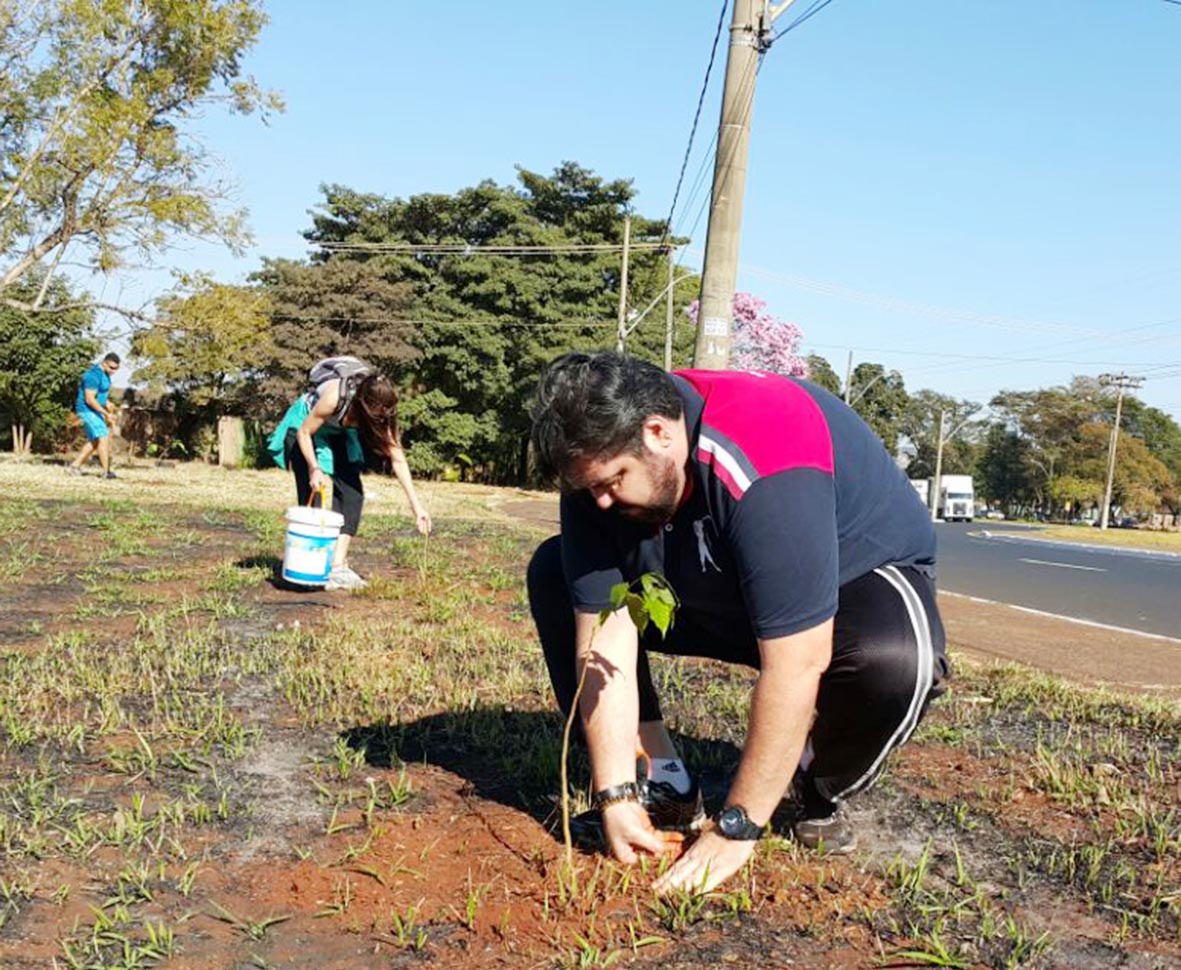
[642,416,674,451]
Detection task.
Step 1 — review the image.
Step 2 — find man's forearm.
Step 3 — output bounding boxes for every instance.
[575,609,640,791]
[725,620,834,826]
[725,666,821,825]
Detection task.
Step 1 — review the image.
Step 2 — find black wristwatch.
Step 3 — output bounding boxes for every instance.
[716,804,763,841]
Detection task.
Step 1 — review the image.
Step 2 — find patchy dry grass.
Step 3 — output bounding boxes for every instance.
[1019,523,1181,553]
[0,457,1178,968]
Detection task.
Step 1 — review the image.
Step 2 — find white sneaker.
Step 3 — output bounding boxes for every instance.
[325,565,367,591]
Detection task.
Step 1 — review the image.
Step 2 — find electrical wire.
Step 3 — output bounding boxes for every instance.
[314,242,667,254]
[770,0,837,43]
[660,0,729,250]
[270,313,613,328]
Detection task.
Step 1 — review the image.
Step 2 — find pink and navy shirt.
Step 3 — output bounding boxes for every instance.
[560,370,936,643]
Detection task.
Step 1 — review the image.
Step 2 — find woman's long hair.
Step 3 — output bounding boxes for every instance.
[350,375,400,469]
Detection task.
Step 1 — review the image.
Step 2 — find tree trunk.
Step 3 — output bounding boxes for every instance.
[11,422,31,457]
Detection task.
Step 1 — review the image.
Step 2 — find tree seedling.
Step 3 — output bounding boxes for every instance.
[559,573,679,877]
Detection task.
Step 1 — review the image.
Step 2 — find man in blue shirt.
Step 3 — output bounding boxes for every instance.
[527,352,949,895]
[67,353,121,479]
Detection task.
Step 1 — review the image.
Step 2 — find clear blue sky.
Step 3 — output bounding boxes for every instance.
[107,0,1181,422]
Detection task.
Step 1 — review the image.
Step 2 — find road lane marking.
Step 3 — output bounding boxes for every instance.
[941,591,1181,644]
[1018,558,1106,572]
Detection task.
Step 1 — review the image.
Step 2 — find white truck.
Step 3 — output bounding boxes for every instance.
[936,474,975,522]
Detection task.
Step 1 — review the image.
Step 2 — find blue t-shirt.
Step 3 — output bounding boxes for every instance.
[560,370,937,646]
[76,364,111,413]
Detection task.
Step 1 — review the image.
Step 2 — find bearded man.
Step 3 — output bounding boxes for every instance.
[527,351,949,894]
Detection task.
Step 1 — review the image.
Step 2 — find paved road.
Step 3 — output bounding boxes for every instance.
[936,523,1181,640]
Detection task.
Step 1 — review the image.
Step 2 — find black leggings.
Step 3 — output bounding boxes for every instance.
[286,429,364,536]
[526,535,950,805]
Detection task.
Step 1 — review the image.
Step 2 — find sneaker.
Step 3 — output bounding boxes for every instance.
[325,566,366,591]
[793,806,858,855]
[337,565,368,588]
[103,471,118,479]
[639,778,706,833]
[65,466,82,476]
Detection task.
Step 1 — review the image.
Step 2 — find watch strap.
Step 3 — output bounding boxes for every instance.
[591,781,640,811]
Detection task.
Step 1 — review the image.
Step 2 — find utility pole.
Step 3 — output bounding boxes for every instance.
[843,349,854,404]
[615,214,631,354]
[1098,372,1144,530]
[664,247,676,371]
[929,409,946,522]
[929,406,981,521]
[693,0,798,369]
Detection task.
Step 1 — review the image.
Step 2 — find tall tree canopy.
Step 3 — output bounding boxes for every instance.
[260,163,699,480]
[0,274,97,453]
[988,378,1181,517]
[0,0,280,311]
[805,355,842,396]
[900,389,982,480]
[131,277,272,411]
[849,364,911,456]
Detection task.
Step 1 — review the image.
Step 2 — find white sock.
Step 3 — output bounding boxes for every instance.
[649,758,692,794]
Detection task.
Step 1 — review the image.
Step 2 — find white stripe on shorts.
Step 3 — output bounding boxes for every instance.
[828,564,934,803]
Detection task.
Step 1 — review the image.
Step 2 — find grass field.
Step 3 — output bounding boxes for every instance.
[1,457,1179,968]
[1026,524,1181,553]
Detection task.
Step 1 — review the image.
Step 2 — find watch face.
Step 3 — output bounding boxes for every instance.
[719,807,745,836]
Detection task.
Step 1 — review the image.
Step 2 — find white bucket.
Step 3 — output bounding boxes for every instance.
[281,505,345,586]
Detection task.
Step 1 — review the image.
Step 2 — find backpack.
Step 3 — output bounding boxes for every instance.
[309,356,373,423]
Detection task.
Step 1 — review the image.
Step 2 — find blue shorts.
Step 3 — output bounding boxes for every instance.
[78,410,108,440]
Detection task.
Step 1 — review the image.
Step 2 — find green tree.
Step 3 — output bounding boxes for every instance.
[0,0,281,310]
[900,390,982,480]
[804,354,842,396]
[130,277,272,410]
[988,379,1106,511]
[975,423,1033,514]
[1122,400,1181,513]
[266,163,699,480]
[1074,422,1172,518]
[0,275,97,453]
[254,256,419,410]
[847,364,909,454]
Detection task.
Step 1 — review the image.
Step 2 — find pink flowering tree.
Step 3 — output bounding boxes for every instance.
[685,293,809,376]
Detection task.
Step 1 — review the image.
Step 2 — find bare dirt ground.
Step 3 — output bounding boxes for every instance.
[0,465,1179,968]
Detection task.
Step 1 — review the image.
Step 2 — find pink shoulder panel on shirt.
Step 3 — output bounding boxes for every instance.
[677,370,835,491]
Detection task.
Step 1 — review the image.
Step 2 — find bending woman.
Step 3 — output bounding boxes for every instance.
[269,362,431,590]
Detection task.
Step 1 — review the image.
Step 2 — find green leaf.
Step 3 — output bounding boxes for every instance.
[645,596,675,638]
[624,594,649,636]
[609,582,631,611]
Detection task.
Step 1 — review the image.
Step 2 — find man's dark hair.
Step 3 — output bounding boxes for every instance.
[531,351,684,483]
[103,352,121,365]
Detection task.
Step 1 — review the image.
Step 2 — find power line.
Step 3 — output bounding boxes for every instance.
[661,0,730,247]
[270,314,613,328]
[314,241,668,254]
[770,0,838,43]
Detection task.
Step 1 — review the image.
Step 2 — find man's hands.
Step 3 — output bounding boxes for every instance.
[652,827,757,895]
[600,805,755,896]
[601,801,682,865]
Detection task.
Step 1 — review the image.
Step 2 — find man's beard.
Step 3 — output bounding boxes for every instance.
[616,453,680,525]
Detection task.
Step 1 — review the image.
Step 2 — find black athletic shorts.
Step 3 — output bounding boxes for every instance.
[285,428,364,536]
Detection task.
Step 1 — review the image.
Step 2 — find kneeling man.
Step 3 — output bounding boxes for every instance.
[527,351,949,894]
